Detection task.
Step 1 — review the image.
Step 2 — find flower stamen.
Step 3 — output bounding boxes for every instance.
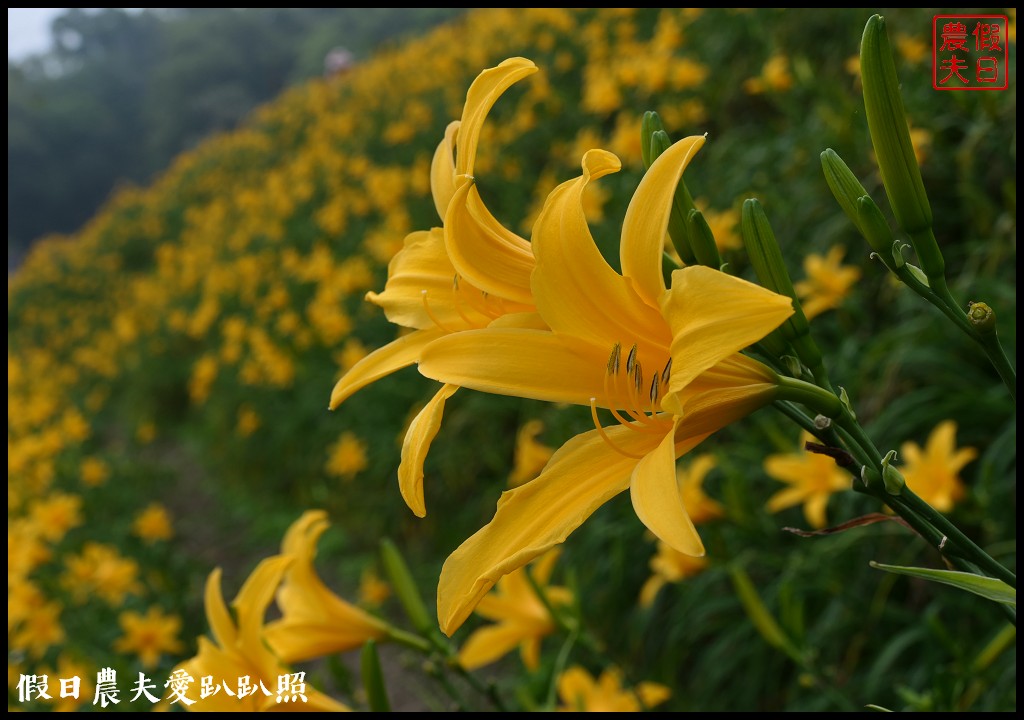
[421,290,456,333]
[590,398,647,459]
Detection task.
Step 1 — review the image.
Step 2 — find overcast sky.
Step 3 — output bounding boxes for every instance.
[8,7,66,60]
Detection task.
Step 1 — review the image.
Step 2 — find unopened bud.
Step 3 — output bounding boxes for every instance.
[861,15,944,282]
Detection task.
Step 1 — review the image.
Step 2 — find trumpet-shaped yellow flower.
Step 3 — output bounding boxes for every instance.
[556,665,671,712]
[639,540,710,608]
[28,492,83,543]
[132,502,174,543]
[794,246,861,320]
[329,58,541,517]
[458,550,571,671]
[677,453,725,525]
[764,432,850,529]
[899,420,975,512]
[264,511,389,664]
[420,138,794,634]
[176,556,350,712]
[113,606,184,669]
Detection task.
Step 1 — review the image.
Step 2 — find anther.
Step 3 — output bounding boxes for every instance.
[661,358,672,387]
[606,343,621,376]
[626,344,638,375]
[649,373,660,405]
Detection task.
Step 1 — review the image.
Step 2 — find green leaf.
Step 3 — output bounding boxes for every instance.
[870,562,1016,607]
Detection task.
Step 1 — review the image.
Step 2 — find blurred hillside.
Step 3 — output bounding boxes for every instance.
[7,7,466,267]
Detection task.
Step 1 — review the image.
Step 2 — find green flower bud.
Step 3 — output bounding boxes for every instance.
[861,15,944,280]
[855,196,899,272]
[741,198,828,381]
[687,208,723,269]
[821,149,870,233]
[640,111,666,169]
[379,538,432,634]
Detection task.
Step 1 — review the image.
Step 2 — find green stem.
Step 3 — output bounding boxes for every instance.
[979,332,1017,403]
[896,266,1016,401]
[385,626,433,654]
[895,488,1016,589]
[774,376,842,418]
[445,658,509,712]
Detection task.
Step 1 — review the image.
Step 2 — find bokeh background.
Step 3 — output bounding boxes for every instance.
[8,7,1016,712]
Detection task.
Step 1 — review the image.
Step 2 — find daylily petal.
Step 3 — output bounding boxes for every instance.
[557,666,595,710]
[639,575,667,609]
[457,622,535,670]
[487,311,548,330]
[620,135,706,306]
[431,122,460,220]
[265,619,388,666]
[531,548,561,586]
[437,424,660,635]
[366,228,489,331]
[531,149,670,353]
[520,636,543,671]
[445,177,535,305]
[664,355,780,435]
[266,512,389,663]
[455,57,538,177]
[232,555,292,667]
[203,568,237,651]
[629,418,706,556]
[637,682,673,709]
[418,328,605,407]
[329,327,446,409]
[399,384,459,517]
[660,266,793,394]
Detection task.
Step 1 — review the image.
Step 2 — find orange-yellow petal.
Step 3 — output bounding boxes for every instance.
[418,328,604,407]
[367,228,488,331]
[659,266,792,395]
[620,135,706,306]
[458,623,534,670]
[531,149,670,354]
[399,384,459,517]
[455,58,538,177]
[444,177,535,305]
[629,418,706,556]
[437,424,661,635]
[431,122,460,219]
[329,327,446,410]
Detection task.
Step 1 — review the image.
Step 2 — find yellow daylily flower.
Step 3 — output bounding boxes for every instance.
[264,511,389,664]
[899,420,975,512]
[508,419,556,487]
[764,432,851,529]
[639,540,709,608]
[794,246,861,320]
[556,665,671,712]
[457,550,571,671]
[677,453,725,525]
[113,606,184,669]
[421,138,795,634]
[176,556,350,712]
[329,58,540,517]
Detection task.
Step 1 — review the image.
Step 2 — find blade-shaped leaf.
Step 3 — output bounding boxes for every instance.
[870,562,1016,607]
